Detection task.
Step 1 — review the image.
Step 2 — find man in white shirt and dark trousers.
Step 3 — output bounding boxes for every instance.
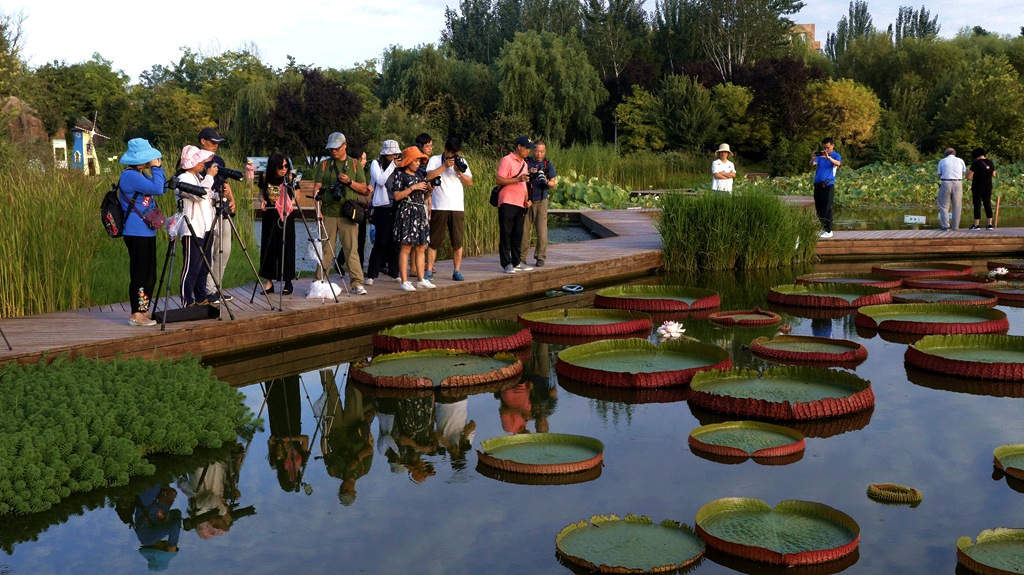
[711,143,736,194]
[937,147,967,231]
[425,137,473,281]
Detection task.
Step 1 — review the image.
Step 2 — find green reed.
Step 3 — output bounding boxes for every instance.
[657,190,820,272]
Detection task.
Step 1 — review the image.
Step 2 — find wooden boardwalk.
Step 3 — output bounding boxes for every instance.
[815,226,1024,260]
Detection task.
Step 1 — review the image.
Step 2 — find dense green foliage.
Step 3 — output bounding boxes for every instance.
[657,190,820,272]
[0,356,258,516]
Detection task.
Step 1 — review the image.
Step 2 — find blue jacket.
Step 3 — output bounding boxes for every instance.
[118,167,167,237]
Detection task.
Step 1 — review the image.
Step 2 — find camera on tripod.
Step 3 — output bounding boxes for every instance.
[168,176,207,197]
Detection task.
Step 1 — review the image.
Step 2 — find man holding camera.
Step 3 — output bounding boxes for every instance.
[810,137,842,239]
[496,135,535,274]
[197,128,237,302]
[313,132,370,295]
[425,137,473,281]
[521,140,558,267]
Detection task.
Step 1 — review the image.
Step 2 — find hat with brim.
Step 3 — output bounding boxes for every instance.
[120,138,162,165]
[716,143,733,156]
[380,139,401,156]
[515,135,534,149]
[180,145,215,170]
[325,132,347,150]
[396,146,428,169]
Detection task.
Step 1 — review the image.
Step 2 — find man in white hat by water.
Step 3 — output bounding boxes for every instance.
[711,143,737,194]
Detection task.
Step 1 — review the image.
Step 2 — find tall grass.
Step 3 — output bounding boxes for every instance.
[657,190,820,272]
[549,144,707,190]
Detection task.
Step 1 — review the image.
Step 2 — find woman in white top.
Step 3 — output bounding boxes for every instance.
[176,145,217,306]
[711,143,737,194]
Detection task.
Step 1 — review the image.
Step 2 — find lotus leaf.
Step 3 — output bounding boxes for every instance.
[477,433,603,475]
[957,528,1024,575]
[352,350,522,388]
[556,338,731,388]
[556,514,705,573]
[518,309,652,336]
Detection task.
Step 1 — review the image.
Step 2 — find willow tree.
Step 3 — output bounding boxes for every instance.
[696,0,805,83]
[496,31,607,144]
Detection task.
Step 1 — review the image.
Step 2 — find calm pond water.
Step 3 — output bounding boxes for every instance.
[3,265,1024,575]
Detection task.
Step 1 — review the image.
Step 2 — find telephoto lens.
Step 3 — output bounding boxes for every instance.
[218,167,244,181]
[169,176,207,197]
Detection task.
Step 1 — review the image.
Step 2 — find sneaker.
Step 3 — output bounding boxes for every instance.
[818,231,833,239]
[365,278,374,285]
[514,263,534,271]
[417,279,437,289]
[221,294,233,302]
[207,297,221,307]
[987,224,994,230]
[128,316,157,327]
[400,281,416,292]
[391,276,402,283]
[969,224,980,230]
[424,270,434,280]
[535,260,545,267]
[352,285,368,295]
[503,264,516,274]
[452,270,464,281]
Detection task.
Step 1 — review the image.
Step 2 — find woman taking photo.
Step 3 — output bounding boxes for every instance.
[118,138,167,326]
[176,145,217,307]
[391,146,433,292]
[366,140,402,284]
[258,153,297,294]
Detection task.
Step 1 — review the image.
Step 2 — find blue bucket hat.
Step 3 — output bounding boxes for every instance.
[120,138,162,166]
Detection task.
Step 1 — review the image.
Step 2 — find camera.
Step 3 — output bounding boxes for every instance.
[450,154,468,173]
[428,176,442,187]
[531,169,548,189]
[168,176,207,197]
[322,182,343,202]
[217,167,244,181]
[814,150,825,157]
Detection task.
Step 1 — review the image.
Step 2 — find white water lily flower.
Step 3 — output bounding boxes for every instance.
[656,321,685,342]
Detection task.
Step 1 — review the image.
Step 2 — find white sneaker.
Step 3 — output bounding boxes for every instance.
[399,281,416,292]
[352,285,368,295]
[364,278,374,285]
[416,279,437,289]
[391,276,402,283]
[514,263,533,271]
[503,264,516,274]
[818,231,833,239]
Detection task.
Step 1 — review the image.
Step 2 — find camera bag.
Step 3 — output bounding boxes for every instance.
[491,162,527,207]
[100,182,130,237]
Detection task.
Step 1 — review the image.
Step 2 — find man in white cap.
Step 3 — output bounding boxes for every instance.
[711,143,736,194]
[198,127,237,302]
[313,132,370,294]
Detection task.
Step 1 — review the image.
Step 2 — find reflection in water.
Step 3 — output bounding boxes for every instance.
[320,367,375,504]
[179,448,250,540]
[687,404,874,439]
[128,485,180,570]
[905,364,1024,398]
[377,394,437,484]
[265,376,311,493]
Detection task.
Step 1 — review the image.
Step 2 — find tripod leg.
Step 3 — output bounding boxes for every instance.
[181,214,235,320]
[286,188,342,301]
[157,236,178,331]
[224,211,275,309]
[0,324,12,351]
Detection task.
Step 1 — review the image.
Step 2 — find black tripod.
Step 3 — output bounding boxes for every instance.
[206,196,275,310]
[284,174,343,304]
[0,324,11,351]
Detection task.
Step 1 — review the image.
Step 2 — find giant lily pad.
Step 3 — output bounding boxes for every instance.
[794,272,903,289]
[905,334,1024,381]
[891,289,997,306]
[556,338,731,389]
[902,275,992,291]
[855,304,1008,335]
[476,433,603,475]
[350,350,522,389]
[475,461,602,486]
[558,373,691,405]
[994,445,1024,482]
[751,334,867,365]
[688,366,875,420]
[373,319,531,353]
[957,528,1024,575]
[689,404,873,440]
[905,365,1024,399]
[688,421,805,460]
[871,262,973,278]
[694,498,860,566]
[518,308,652,337]
[767,284,891,309]
[708,308,782,327]
[766,303,855,321]
[556,514,705,574]
[594,285,720,312]
[980,282,1024,303]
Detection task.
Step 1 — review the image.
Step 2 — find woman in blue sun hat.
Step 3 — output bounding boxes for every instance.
[118,138,167,326]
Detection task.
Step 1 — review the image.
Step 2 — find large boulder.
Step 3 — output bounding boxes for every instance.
[2,96,47,142]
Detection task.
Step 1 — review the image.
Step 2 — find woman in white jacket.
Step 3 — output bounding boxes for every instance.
[176,145,217,306]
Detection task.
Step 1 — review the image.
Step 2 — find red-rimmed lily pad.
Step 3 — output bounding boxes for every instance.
[694,498,860,566]
[555,338,731,389]
[594,285,720,312]
[994,445,1024,482]
[767,284,891,309]
[688,366,875,420]
[794,272,903,289]
[980,282,1024,303]
[556,514,705,574]
[751,335,867,365]
[891,289,997,306]
[871,262,973,278]
[688,421,805,461]
[373,319,531,353]
[866,483,922,506]
[905,334,1024,381]
[475,461,602,486]
[988,259,1024,280]
[708,308,782,327]
[689,404,873,440]
[957,528,1024,575]
[558,373,691,405]
[905,365,1024,398]
[767,303,856,321]
[518,308,652,337]
[855,304,1008,335]
[476,433,603,475]
[902,275,992,291]
[350,350,523,389]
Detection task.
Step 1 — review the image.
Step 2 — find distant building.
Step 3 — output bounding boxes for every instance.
[792,24,821,51]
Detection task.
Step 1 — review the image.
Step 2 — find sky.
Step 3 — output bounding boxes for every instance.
[7,0,1023,82]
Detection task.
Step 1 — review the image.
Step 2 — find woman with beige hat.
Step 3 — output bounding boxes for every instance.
[712,143,737,194]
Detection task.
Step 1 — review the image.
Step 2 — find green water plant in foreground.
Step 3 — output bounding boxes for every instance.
[0,356,258,516]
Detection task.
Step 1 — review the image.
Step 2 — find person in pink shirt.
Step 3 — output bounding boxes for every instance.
[495,135,535,274]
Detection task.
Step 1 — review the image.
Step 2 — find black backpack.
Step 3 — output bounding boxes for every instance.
[100,181,139,238]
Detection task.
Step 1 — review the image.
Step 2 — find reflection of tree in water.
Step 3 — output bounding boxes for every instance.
[591,400,635,426]
[320,369,375,505]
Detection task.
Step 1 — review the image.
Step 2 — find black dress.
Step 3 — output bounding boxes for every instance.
[259,182,296,281]
[392,171,430,246]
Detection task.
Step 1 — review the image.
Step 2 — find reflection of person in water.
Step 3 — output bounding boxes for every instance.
[178,460,236,540]
[321,368,375,505]
[434,394,476,470]
[811,318,833,338]
[265,375,310,492]
[376,394,437,483]
[132,484,181,570]
[526,342,557,433]
[499,382,532,433]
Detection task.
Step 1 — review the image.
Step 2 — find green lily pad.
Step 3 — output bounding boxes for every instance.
[350,350,522,389]
[477,433,603,475]
[957,528,1024,575]
[751,335,867,365]
[708,308,781,327]
[871,262,972,278]
[905,335,1024,381]
[594,285,720,312]
[856,304,1008,335]
[518,309,652,336]
[373,319,531,353]
[903,276,992,290]
[891,289,997,306]
[695,498,859,566]
[981,282,1024,302]
[994,444,1024,482]
[767,284,891,308]
[689,421,804,459]
[556,514,705,573]
[795,272,903,289]
[556,338,731,388]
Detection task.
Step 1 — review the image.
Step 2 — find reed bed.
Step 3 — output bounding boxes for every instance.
[657,190,820,272]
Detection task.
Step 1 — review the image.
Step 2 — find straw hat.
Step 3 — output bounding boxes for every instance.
[716,143,733,156]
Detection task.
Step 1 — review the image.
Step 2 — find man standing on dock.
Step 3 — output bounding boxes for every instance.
[521,140,558,268]
[811,137,841,239]
[937,148,967,231]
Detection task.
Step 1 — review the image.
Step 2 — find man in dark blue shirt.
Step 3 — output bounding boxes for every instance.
[811,137,842,239]
[521,141,558,266]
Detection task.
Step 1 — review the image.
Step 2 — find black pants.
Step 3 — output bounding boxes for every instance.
[972,186,993,220]
[180,235,211,305]
[498,203,527,268]
[124,235,157,314]
[813,182,834,232]
[259,209,296,281]
[367,206,399,279]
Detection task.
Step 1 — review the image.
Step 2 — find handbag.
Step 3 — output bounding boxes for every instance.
[489,186,500,207]
[342,198,366,223]
[142,206,166,230]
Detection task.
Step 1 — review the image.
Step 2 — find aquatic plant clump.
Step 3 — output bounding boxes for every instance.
[350,350,523,389]
[0,356,257,516]
[555,338,731,388]
[856,304,1009,335]
[517,308,653,336]
[905,334,1024,381]
[866,483,922,505]
[766,284,892,309]
[694,498,860,566]
[956,528,1024,575]
[477,433,604,475]
[372,319,532,354]
[593,285,720,312]
[556,514,706,573]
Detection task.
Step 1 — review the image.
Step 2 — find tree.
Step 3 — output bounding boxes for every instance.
[0,9,26,97]
[139,83,212,147]
[442,0,500,65]
[615,85,667,152]
[496,31,607,145]
[936,54,1024,161]
[805,78,881,153]
[651,0,701,75]
[695,0,805,82]
[825,1,874,62]
[580,0,648,95]
[734,57,824,140]
[29,55,133,139]
[891,5,939,45]
[660,74,721,150]
[521,0,581,38]
[711,83,755,149]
